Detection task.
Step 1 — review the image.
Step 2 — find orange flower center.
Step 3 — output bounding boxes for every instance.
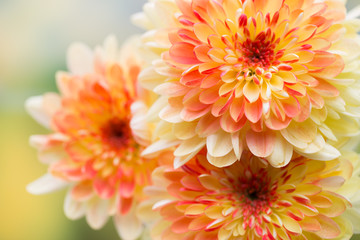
[100,118,132,150]
[238,33,278,70]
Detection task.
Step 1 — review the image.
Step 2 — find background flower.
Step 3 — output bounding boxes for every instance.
[135,0,360,168]
[140,149,360,240]
[25,35,162,240]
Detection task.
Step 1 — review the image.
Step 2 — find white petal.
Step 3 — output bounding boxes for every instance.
[130,103,151,146]
[298,143,340,161]
[207,131,233,157]
[347,5,360,20]
[64,190,86,220]
[302,134,325,154]
[26,173,68,195]
[231,132,243,160]
[114,210,143,240]
[86,198,109,230]
[131,101,148,115]
[146,96,167,122]
[280,128,308,149]
[174,137,206,157]
[344,209,360,233]
[159,105,183,123]
[141,139,180,157]
[67,42,94,75]
[25,95,57,129]
[131,12,153,30]
[174,150,199,169]
[103,34,119,63]
[137,199,161,222]
[138,67,166,91]
[267,135,293,167]
[207,151,237,167]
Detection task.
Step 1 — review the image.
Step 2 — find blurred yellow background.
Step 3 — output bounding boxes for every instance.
[0,0,359,239]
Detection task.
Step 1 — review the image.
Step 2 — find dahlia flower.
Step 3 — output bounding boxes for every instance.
[139,149,360,240]
[26,36,165,240]
[135,0,360,168]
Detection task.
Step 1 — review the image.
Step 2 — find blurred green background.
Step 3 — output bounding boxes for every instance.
[0,0,359,239]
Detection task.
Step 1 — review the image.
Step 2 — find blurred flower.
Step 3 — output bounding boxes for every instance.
[135,0,360,168]
[139,150,360,240]
[25,35,164,240]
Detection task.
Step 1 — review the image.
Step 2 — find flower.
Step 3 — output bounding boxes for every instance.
[135,0,360,168]
[139,149,360,240]
[25,35,164,240]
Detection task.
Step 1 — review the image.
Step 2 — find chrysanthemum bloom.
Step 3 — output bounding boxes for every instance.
[135,0,360,167]
[139,150,360,240]
[26,36,165,240]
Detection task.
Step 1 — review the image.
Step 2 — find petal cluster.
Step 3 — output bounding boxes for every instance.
[26,36,162,240]
[136,0,360,167]
[140,150,360,240]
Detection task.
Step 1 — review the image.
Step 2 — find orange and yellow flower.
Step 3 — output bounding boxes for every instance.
[26,36,164,240]
[139,149,360,240]
[135,0,360,167]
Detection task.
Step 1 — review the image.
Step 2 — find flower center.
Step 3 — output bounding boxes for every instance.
[101,118,131,149]
[239,37,276,69]
[234,168,278,229]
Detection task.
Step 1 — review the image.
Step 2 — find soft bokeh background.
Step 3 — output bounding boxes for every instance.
[0,0,359,239]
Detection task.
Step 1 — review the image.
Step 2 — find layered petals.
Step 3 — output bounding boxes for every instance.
[141,150,360,240]
[26,36,167,239]
[137,0,360,167]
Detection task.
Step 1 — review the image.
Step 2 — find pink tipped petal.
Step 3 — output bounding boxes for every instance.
[281,96,300,118]
[245,99,263,123]
[246,130,276,158]
[94,178,116,199]
[169,42,200,64]
[154,82,189,97]
[309,51,337,67]
[71,182,94,201]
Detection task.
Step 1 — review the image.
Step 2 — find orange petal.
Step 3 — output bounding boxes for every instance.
[180,69,204,87]
[196,114,221,136]
[245,99,263,123]
[171,217,192,234]
[194,44,212,62]
[308,51,336,67]
[211,95,233,117]
[299,217,321,232]
[194,23,215,43]
[229,98,245,122]
[169,42,200,64]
